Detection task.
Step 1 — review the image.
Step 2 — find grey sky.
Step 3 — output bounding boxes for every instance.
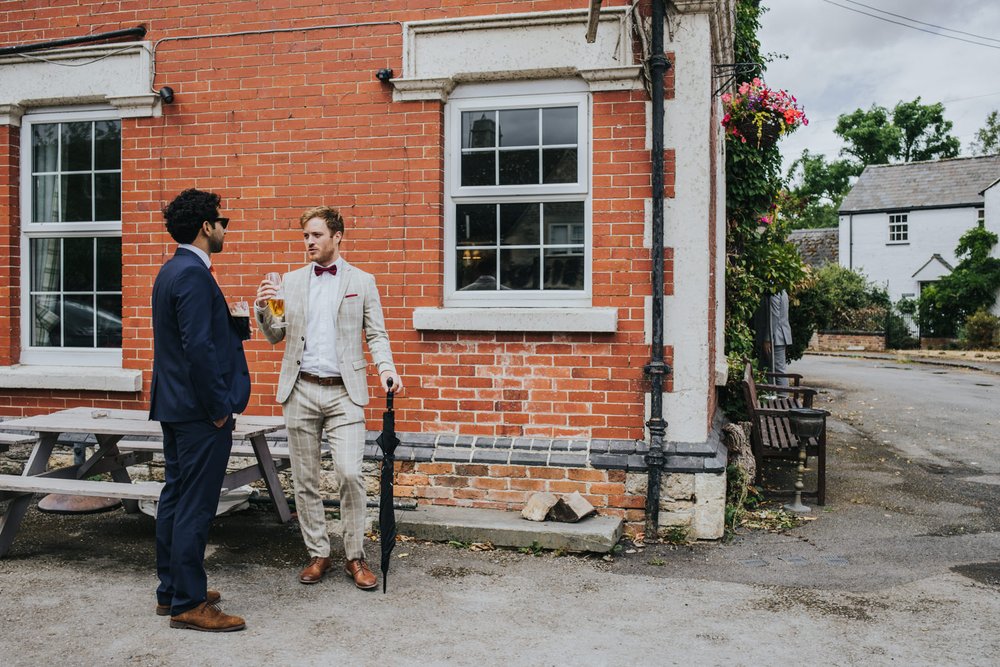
[757,0,1000,171]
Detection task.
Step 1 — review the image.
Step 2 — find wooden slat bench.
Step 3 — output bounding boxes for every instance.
[0,474,163,502]
[741,363,827,505]
[0,432,39,453]
[115,439,292,461]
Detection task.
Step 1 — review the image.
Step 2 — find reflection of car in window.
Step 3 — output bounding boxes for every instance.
[51,301,123,348]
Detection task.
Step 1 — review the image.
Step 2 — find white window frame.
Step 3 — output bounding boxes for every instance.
[444,80,592,308]
[977,206,985,227]
[19,106,123,367]
[888,212,908,244]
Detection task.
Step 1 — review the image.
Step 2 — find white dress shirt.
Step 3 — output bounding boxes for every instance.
[179,243,211,269]
[300,258,342,377]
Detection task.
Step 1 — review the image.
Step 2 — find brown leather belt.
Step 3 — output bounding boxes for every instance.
[298,371,344,386]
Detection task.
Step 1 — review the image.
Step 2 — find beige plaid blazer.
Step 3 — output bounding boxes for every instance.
[256,260,395,407]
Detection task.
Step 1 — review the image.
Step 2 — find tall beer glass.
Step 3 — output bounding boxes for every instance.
[264,272,286,328]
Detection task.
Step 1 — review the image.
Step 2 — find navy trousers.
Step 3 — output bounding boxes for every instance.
[155,418,234,615]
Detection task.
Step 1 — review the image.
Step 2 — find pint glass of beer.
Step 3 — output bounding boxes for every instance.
[264,272,286,328]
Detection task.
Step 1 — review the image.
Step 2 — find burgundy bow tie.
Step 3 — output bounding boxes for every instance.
[314,264,338,277]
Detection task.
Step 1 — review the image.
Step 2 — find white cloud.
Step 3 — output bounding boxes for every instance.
[758,0,1000,169]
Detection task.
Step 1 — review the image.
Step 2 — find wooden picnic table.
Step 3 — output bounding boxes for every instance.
[0,407,291,558]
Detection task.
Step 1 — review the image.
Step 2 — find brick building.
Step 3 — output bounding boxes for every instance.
[0,1,733,538]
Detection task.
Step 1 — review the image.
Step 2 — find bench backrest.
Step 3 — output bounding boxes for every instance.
[741,362,796,453]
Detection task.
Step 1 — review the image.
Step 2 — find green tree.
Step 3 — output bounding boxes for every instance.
[835,105,901,166]
[782,149,857,229]
[893,98,961,162]
[834,98,960,167]
[969,110,1000,156]
[918,226,1000,338]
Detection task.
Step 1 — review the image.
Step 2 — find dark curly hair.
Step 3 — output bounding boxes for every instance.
[162,188,222,244]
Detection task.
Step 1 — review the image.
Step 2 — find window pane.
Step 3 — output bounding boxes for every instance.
[96,237,122,291]
[500,203,540,245]
[31,294,61,347]
[544,202,585,243]
[544,250,584,290]
[30,238,61,292]
[455,204,496,246]
[542,107,577,145]
[95,173,122,221]
[461,152,495,186]
[61,122,93,172]
[542,148,577,184]
[32,123,59,173]
[32,175,58,222]
[499,150,538,185]
[499,109,538,147]
[456,248,498,291]
[61,174,92,222]
[94,120,121,170]
[64,237,94,291]
[96,294,123,348]
[463,111,496,149]
[63,295,95,347]
[500,248,540,290]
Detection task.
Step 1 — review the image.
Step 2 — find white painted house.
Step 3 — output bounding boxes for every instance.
[838,155,1000,303]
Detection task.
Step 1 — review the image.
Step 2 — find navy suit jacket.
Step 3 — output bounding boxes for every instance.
[149,248,251,423]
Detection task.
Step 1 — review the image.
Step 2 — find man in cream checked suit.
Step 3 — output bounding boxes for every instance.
[255,205,402,590]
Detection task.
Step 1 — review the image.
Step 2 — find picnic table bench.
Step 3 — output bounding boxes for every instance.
[741,363,827,505]
[0,432,38,454]
[0,407,291,558]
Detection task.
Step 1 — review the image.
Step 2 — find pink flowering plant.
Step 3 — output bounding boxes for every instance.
[721,78,807,147]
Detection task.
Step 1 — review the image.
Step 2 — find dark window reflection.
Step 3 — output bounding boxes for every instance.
[64,237,94,291]
[456,248,498,291]
[455,204,496,246]
[544,251,584,290]
[500,203,540,245]
[542,107,577,145]
[97,237,122,291]
[499,249,540,290]
[499,150,538,185]
[542,148,577,184]
[61,122,92,172]
[462,152,495,186]
[95,173,121,221]
[499,108,538,147]
[463,111,497,149]
[61,174,92,222]
[94,120,121,170]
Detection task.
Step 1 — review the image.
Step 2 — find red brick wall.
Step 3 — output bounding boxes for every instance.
[0,124,18,367]
[812,332,886,352]
[0,1,697,442]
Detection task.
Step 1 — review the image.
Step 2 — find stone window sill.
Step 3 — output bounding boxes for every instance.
[412,307,617,333]
[0,365,142,392]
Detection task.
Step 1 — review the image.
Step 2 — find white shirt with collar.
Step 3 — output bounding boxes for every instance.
[300,258,342,377]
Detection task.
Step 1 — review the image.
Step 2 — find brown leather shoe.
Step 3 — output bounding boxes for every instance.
[345,559,377,590]
[156,589,221,616]
[169,601,245,632]
[299,556,333,584]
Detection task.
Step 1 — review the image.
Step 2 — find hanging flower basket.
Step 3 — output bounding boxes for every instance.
[721,79,807,150]
[732,111,784,149]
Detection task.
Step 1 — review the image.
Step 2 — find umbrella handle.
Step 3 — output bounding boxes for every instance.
[386,377,394,410]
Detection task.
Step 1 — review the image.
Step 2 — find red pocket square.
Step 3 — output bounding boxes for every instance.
[345,293,359,298]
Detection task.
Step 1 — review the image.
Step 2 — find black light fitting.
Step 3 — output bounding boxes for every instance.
[375,68,393,83]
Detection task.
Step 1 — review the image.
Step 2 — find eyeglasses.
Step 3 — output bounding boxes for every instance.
[207,217,229,229]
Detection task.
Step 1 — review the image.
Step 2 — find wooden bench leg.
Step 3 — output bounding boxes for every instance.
[0,434,57,558]
[96,434,139,514]
[248,433,291,523]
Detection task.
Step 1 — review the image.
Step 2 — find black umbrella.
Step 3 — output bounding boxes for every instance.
[376,378,400,593]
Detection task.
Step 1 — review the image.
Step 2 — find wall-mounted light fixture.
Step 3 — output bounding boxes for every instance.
[158,86,175,104]
[375,68,393,83]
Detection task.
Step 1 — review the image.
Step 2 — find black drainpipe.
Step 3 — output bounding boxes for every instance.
[0,26,147,57]
[644,0,672,538]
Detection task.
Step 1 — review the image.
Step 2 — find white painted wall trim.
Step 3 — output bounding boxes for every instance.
[0,42,160,125]
[394,7,641,102]
[0,365,142,392]
[413,307,617,333]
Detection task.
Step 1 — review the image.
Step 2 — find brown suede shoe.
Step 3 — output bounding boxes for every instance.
[156,589,221,616]
[169,601,245,632]
[299,556,333,584]
[345,559,377,590]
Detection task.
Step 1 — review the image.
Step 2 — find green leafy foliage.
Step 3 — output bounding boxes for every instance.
[782,150,858,230]
[722,1,808,416]
[919,227,1000,338]
[834,98,960,168]
[959,309,1000,349]
[969,110,1000,156]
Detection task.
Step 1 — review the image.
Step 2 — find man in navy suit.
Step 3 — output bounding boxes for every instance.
[150,188,251,632]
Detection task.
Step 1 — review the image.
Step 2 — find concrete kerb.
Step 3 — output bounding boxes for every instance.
[805,350,1000,376]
